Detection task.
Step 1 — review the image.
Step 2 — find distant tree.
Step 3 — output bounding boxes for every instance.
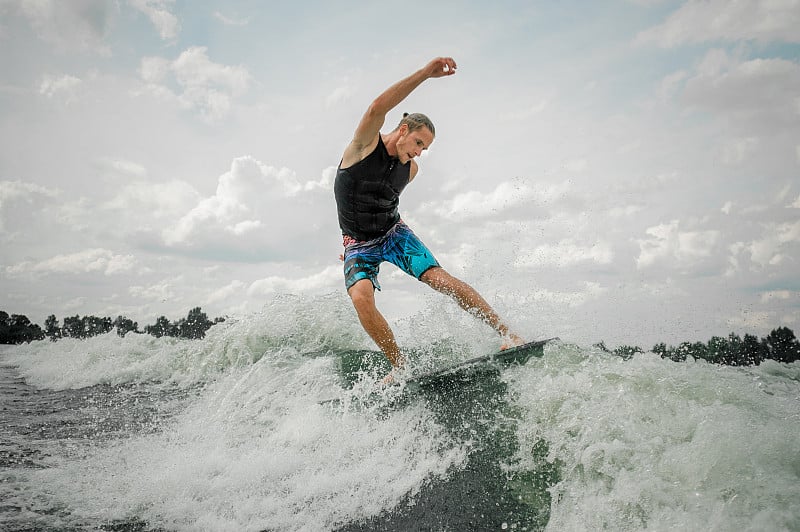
[44,314,61,341]
[664,342,687,362]
[0,312,45,344]
[180,306,213,339]
[613,345,643,360]
[113,315,139,337]
[145,316,172,338]
[651,342,669,359]
[687,341,709,362]
[593,341,611,353]
[765,327,800,364]
[62,315,84,338]
[0,308,226,344]
[0,311,9,343]
[82,315,112,338]
[705,336,729,365]
[142,308,221,339]
[741,333,767,365]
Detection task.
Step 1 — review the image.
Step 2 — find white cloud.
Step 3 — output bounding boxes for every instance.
[0,180,57,208]
[213,11,250,26]
[515,239,614,268]
[636,220,720,269]
[6,248,136,276]
[103,180,200,225]
[745,220,800,267]
[426,180,569,221]
[791,195,800,209]
[138,47,252,121]
[725,309,775,330]
[721,137,759,165]
[0,180,59,231]
[524,282,609,308]
[776,183,793,202]
[204,280,246,305]
[500,98,549,121]
[636,0,800,47]
[139,56,171,84]
[95,157,148,179]
[726,241,746,277]
[681,50,800,131]
[8,0,115,53]
[129,279,178,302]
[563,159,588,173]
[248,266,340,296]
[759,290,796,303]
[325,83,354,108]
[161,156,332,260]
[128,0,179,40]
[171,47,249,94]
[608,205,644,218]
[656,70,688,101]
[39,74,82,100]
[721,201,734,215]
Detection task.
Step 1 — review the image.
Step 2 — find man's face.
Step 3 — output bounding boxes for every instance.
[397,125,434,164]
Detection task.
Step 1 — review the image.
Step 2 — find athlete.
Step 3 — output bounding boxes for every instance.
[334,57,524,381]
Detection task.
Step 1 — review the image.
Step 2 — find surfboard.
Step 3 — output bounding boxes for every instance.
[318,338,558,405]
[403,338,558,390]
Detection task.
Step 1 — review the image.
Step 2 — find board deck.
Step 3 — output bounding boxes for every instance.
[318,338,558,405]
[403,338,558,388]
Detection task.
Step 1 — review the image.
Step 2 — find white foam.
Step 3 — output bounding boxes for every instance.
[3,293,372,390]
[22,354,466,531]
[506,343,800,531]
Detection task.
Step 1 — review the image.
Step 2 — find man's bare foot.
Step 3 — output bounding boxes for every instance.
[379,372,396,386]
[500,333,525,350]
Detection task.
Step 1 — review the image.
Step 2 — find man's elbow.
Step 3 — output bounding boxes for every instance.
[367,98,390,118]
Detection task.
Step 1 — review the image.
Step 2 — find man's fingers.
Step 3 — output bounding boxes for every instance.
[429,56,457,77]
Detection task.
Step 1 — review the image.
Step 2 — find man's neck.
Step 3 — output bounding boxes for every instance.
[381,132,399,158]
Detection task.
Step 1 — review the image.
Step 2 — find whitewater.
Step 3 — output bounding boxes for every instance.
[2,293,799,531]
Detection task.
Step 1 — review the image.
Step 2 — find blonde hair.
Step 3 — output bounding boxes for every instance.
[396,112,435,136]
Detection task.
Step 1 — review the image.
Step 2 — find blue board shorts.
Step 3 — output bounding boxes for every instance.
[342,221,440,291]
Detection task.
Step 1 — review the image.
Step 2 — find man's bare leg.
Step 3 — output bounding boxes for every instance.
[420,267,524,348]
[347,279,405,371]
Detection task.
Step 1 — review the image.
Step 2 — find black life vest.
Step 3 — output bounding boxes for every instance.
[334,136,411,241]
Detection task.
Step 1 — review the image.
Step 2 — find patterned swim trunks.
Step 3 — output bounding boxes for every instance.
[342,221,440,291]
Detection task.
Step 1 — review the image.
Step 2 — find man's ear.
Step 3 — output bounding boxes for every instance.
[398,123,409,136]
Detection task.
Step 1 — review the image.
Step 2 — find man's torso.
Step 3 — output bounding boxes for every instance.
[334,136,411,241]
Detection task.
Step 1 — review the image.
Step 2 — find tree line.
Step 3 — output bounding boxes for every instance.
[596,326,800,365]
[2,308,798,366]
[0,307,225,344]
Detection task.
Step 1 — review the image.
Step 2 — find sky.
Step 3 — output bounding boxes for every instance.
[0,0,798,349]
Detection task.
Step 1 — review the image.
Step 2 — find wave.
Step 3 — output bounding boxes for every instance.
[3,293,799,530]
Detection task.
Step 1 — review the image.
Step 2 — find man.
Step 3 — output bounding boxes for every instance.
[334,57,523,381]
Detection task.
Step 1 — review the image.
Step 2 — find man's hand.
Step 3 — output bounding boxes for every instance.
[341,56,457,169]
[423,57,457,79]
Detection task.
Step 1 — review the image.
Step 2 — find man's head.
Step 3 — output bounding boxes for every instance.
[394,112,435,164]
[397,112,435,136]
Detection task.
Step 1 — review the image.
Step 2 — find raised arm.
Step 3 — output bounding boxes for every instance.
[341,57,457,168]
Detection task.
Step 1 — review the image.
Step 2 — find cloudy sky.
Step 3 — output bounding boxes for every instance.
[1,0,798,348]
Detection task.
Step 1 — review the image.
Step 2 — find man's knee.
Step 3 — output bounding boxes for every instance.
[421,266,455,290]
[347,279,376,310]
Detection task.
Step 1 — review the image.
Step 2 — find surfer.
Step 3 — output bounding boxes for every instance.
[334,57,524,381]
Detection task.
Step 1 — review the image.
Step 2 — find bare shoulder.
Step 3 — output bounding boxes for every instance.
[409,160,419,182]
[341,134,380,169]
